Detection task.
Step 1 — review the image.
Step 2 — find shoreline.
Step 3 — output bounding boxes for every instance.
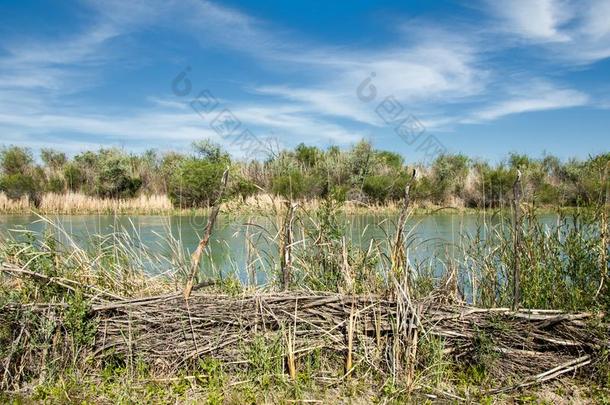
[0,192,592,217]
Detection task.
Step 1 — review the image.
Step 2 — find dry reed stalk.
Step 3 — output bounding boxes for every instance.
[345,302,355,376]
[280,201,298,290]
[512,170,522,310]
[341,237,354,294]
[390,170,416,283]
[41,192,172,214]
[2,275,609,393]
[596,207,608,297]
[184,169,229,299]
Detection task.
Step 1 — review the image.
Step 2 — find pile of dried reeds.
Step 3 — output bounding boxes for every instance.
[91,292,608,382]
[4,274,606,395]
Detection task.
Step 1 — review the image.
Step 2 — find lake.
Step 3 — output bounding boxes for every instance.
[0,212,560,284]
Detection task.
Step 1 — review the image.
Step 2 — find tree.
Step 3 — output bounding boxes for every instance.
[96,153,142,198]
[0,146,39,201]
[429,154,469,204]
[363,175,393,202]
[294,143,321,168]
[168,141,231,208]
[0,146,33,176]
[375,150,404,171]
[169,158,227,207]
[193,140,230,164]
[0,174,38,200]
[41,149,67,171]
[63,163,85,192]
[271,169,305,200]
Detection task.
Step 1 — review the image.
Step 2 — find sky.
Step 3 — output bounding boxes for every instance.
[0,0,609,163]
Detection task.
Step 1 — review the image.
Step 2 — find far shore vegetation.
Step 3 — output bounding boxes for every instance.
[0,140,608,215]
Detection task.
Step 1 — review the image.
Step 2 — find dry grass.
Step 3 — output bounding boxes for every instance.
[0,193,30,213]
[0,192,448,215]
[222,193,439,215]
[0,192,174,214]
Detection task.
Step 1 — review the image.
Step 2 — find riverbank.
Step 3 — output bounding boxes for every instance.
[0,191,587,216]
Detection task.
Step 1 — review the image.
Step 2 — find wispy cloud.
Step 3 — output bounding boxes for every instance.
[485,0,610,63]
[464,81,589,123]
[486,0,572,42]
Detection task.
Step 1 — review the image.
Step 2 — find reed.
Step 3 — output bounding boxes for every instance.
[0,191,448,216]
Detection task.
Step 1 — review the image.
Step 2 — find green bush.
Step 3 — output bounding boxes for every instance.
[0,173,39,200]
[46,176,66,193]
[430,154,469,203]
[294,143,321,168]
[169,159,228,207]
[0,146,34,175]
[232,177,258,202]
[271,169,304,199]
[63,163,85,192]
[363,175,393,202]
[96,157,142,198]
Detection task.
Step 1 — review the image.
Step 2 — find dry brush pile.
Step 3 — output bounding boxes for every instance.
[2,269,609,397]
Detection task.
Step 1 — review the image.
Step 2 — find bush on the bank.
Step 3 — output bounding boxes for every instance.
[363,175,394,202]
[169,158,228,208]
[46,176,66,193]
[0,140,608,209]
[429,154,469,204]
[0,147,40,201]
[232,177,258,202]
[96,154,142,199]
[271,169,305,199]
[41,149,67,171]
[0,173,39,200]
[63,163,85,192]
[0,146,34,176]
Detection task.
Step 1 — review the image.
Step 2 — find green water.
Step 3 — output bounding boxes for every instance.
[0,212,559,283]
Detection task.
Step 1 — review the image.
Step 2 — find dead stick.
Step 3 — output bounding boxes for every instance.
[184,168,229,300]
[512,169,522,310]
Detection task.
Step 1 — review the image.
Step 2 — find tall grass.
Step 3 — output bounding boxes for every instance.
[0,193,30,213]
[0,191,451,215]
[459,207,609,311]
[0,192,174,215]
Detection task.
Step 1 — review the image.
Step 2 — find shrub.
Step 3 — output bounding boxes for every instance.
[169,159,227,208]
[96,156,142,199]
[363,175,393,202]
[0,173,39,200]
[0,146,34,176]
[294,143,321,168]
[63,163,85,192]
[232,177,258,202]
[271,170,304,200]
[46,176,66,193]
[40,149,67,171]
[430,154,469,204]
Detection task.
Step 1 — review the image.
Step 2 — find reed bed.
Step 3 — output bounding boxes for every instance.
[39,192,174,214]
[0,191,445,215]
[0,193,30,213]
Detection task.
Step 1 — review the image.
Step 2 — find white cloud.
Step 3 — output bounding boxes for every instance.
[488,0,572,42]
[486,0,610,63]
[465,82,589,122]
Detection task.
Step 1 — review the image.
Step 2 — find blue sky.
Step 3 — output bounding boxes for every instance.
[0,0,609,162]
